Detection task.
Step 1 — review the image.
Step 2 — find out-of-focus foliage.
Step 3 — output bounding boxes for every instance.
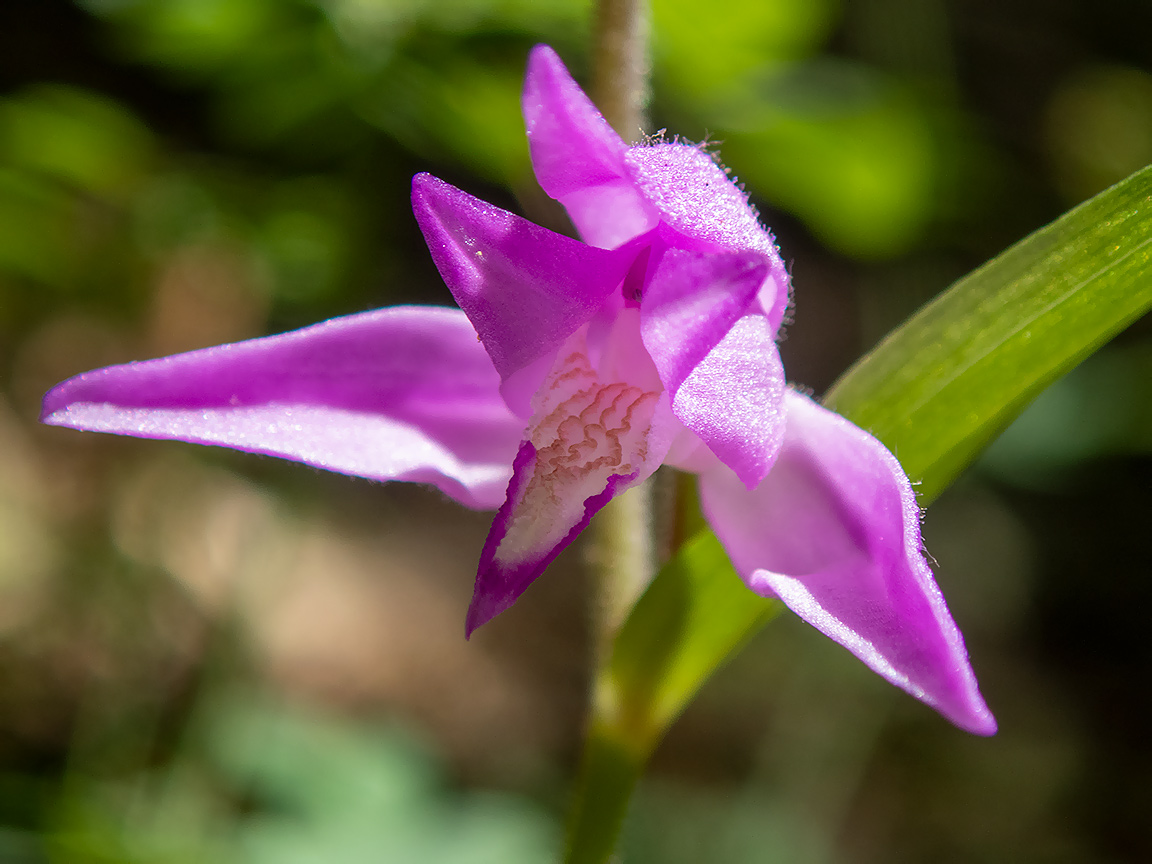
[1045,65,1152,204]
[603,531,777,756]
[652,0,947,257]
[78,0,594,182]
[46,695,558,864]
[980,339,1152,484]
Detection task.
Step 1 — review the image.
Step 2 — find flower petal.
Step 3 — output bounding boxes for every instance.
[625,143,791,334]
[412,173,635,393]
[41,307,524,510]
[641,250,786,488]
[522,44,657,249]
[699,390,996,735]
[466,329,672,634]
[640,248,766,392]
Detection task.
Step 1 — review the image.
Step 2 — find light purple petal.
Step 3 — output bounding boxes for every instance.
[641,250,785,488]
[699,390,996,735]
[412,173,635,388]
[625,143,791,334]
[41,306,524,510]
[640,248,766,392]
[465,329,672,634]
[523,44,658,249]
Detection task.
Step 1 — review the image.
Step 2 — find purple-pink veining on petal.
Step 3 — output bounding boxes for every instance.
[467,331,664,633]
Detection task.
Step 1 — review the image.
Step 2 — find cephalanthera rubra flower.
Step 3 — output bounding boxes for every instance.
[42,46,994,734]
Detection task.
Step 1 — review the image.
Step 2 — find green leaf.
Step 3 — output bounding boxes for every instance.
[825,164,1152,503]
[564,532,777,864]
[598,530,779,755]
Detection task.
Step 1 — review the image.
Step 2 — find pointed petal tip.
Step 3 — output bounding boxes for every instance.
[967,712,999,737]
[40,373,106,428]
[527,43,562,71]
[943,696,998,736]
[410,172,445,212]
[39,407,71,428]
[40,374,82,424]
[38,394,59,425]
[523,43,571,115]
[524,45,574,103]
[464,581,511,638]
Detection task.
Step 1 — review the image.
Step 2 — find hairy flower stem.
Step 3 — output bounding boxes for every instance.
[585,0,653,658]
[589,481,654,659]
[564,722,645,864]
[570,3,654,863]
[592,0,650,142]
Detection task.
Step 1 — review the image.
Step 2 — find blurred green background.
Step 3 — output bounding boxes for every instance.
[1,0,1150,861]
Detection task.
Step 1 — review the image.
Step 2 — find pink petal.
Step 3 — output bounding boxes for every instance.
[412,174,635,393]
[466,329,672,634]
[41,307,525,510]
[641,250,786,487]
[625,143,791,334]
[522,44,658,249]
[699,390,996,735]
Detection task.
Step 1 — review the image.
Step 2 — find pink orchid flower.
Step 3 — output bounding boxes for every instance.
[41,46,995,734]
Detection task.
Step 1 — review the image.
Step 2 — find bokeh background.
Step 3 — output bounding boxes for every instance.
[1,0,1151,861]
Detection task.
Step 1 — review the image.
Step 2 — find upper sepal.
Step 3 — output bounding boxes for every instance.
[522,44,657,249]
[625,143,791,334]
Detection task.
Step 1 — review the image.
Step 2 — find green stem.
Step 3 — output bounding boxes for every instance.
[592,0,650,142]
[568,2,653,861]
[589,481,654,661]
[563,722,646,864]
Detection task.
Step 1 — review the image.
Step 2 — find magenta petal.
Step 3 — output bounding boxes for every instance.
[699,390,996,735]
[640,248,767,393]
[467,443,643,635]
[465,333,669,634]
[625,143,791,334]
[642,253,785,488]
[522,44,657,249]
[41,307,525,510]
[412,173,635,383]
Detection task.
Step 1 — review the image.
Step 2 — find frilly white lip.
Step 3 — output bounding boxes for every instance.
[466,322,671,636]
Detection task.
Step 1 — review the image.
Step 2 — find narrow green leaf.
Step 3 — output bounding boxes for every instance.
[564,531,777,863]
[597,530,779,756]
[825,164,1152,503]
